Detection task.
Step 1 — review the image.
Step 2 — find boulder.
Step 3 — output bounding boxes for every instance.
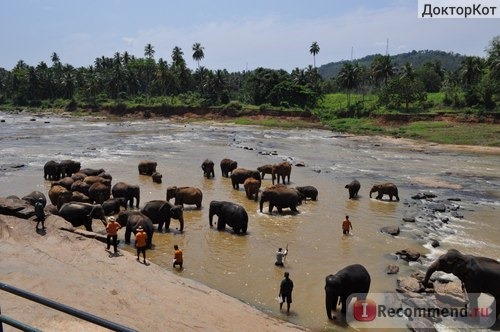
[386,265,400,274]
[396,248,421,262]
[402,215,416,222]
[396,276,422,293]
[381,226,400,236]
[0,197,35,219]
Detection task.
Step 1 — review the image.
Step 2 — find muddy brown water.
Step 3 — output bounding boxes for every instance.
[1,112,499,331]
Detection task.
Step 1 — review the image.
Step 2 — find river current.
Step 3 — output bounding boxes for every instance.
[1,111,499,331]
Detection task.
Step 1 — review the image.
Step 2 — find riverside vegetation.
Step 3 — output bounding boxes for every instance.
[0,37,498,146]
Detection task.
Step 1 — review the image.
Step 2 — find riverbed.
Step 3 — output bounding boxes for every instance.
[1,111,499,331]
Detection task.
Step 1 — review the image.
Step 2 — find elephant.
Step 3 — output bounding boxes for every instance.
[79,168,105,177]
[209,200,248,234]
[220,158,238,178]
[70,191,91,203]
[83,175,111,187]
[71,180,91,196]
[141,200,184,232]
[59,159,81,177]
[243,177,261,201]
[52,177,75,191]
[44,160,62,180]
[369,182,399,201]
[58,202,106,232]
[295,186,318,201]
[259,185,301,214]
[345,180,360,199]
[112,182,140,208]
[257,164,273,180]
[201,159,215,178]
[325,264,371,319]
[102,197,127,215]
[138,160,157,176]
[71,172,87,182]
[272,162,292,185]
[423,249,500,322]
[230,168,261,189]
[22,191,47,207]
[117,210,154,248]
[48,185,73,209]
[166,186,202,209]
[151,172,162,184]
[88,182,111,204]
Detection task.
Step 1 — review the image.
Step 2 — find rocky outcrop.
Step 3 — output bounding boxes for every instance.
[396,248,421,262]
[381,226,400,236]
[0,197,35,219]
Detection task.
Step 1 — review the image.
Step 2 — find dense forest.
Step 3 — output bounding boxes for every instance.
[0,36,498,115]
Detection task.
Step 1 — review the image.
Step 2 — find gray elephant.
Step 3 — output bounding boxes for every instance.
[257,164,273,180]
[272,162,292,185]
[295,186,318,201]
[44,160,62,180]
[79,168,105,177]
[259,185,301,214]
[369,182,399,201]
[325,264,371,319]
[59,159,81,177]
[71,180,91,196]
[166,186,202,209]
[52,177,75,191]
[209,200,248,234]
[141,200,184,232]
[117,210,154,248]
[112,182,140,208]
[151,172,162,184]
[220,158,238,178]
[22,191,47,207]
[88,182,111,204]
[423,249,500,322]
[83,175,111,187]
[201,159,215,178]
[345,180,360,199]
[48,184,73,209]
[58,202,106,232]
[243,177,261,201]
[138,160,157,176]
[230,168,261,189]
[70,191,91,203]
[102,197,127,215]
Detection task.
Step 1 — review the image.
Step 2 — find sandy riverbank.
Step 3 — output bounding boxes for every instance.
[0,214,306,331]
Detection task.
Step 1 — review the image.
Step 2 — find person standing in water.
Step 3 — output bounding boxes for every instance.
[342,215,353,236]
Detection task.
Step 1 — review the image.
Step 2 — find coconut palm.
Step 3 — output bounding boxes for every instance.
[310,42,320,68]
[192,42,205,69]
[144,43,155,59]
[460,56,484,87]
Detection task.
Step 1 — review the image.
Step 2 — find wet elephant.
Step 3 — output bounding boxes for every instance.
[295,186,318,201]
[102,197,127,215]
[79,168,105,177]
[423,249,500,322]
[230,168,261,189]
[201,159,215,178]
[44,160,62,180]
[220,158,238,178]
[52,177,75,191]
[22,191,47,207]
[209,200,248,234]
[70,191,91,203]
[117,210,154,248]
[141,200,184,232]
[257,164,273,180]
[243,177,261,201]
[59,159,81,177]
[138,160,157,176]
[325,264,371,319]
[345,180,360,199]
[48,185,73,209]
[112,182,140,208]
[272,162,292,185]
[259,185,300,214]
[369,182,399,201]
[71,180,91,196]
[58,202,106,232]
[166,186,202,209]
[83,175,111,187]
[88,182,111,204]
[151,172,162,184]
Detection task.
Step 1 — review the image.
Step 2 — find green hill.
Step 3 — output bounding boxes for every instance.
[318,50,466,79]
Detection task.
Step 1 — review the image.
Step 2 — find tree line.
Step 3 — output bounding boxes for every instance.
[0,37,498,113]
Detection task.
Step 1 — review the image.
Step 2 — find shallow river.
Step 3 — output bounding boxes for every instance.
[1,111,499,331]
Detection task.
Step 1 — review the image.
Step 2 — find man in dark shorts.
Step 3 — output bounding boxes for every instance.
[279,271,294,314]
[342,215,352,235]
[35,198,45,230]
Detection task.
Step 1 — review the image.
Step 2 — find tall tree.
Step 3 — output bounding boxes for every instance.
[460,56,484,88]
[371,55,394,87]
[337,62,359,107]
[192,42,205,69]
[309,42,320,68]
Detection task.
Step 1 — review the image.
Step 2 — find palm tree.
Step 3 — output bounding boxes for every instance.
[309,42,320,68]
[192,42,205,69]
[460,56,484,88]
[144,43,155,59]
[371,55,394,87]
[337,62,359,107]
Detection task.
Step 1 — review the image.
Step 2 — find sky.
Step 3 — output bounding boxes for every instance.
[0,0,498,72]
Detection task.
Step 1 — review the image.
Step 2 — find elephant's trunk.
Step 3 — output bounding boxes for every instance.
[178,215,184,232]
[259,199,265,213]
[369,188,375,198]
[423,261,439,287]
[209,210,214,227]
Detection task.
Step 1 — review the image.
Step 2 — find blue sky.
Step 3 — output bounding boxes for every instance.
[0,0,498,72]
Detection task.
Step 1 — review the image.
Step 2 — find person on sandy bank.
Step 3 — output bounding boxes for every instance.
[342,215,352,236]
[275,247,288,267]
[279,271,294,314]
[35,198,45,230]
[173,245,183,269]
[105,216,121,253]
[135,226,148,264]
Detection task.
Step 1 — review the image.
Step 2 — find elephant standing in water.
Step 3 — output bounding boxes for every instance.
[141,200,184,232]
[138,160,157,176]
[49,185,73,209]
[59,159,81,177]
[44,160,63,180]
[423,249,500,322]
[257,164,273,180]
[220,158,238,178]
[117,210,154,248]
[345,180,360,199]
[369,183,399,201]
[112,182,140,208]
[244,178,261,201]
[166,186,203,209]
[272,162,292,185]
[209,200,248,234]
[260,185,301,214]
[295,186,318,201]
[230,168,261,189]
[325,264,371,319]
[88,182,111,205]
[58,202,106,232]
[201,159,215,178]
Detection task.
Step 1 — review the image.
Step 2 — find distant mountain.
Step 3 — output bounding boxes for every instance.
[318,50,466,79]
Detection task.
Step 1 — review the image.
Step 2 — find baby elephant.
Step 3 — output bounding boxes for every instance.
[370,182,399,201]
[345,180,360,199]
[295,186,318,201]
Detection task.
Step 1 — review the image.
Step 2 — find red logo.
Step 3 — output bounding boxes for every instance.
[353,299,377,321]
